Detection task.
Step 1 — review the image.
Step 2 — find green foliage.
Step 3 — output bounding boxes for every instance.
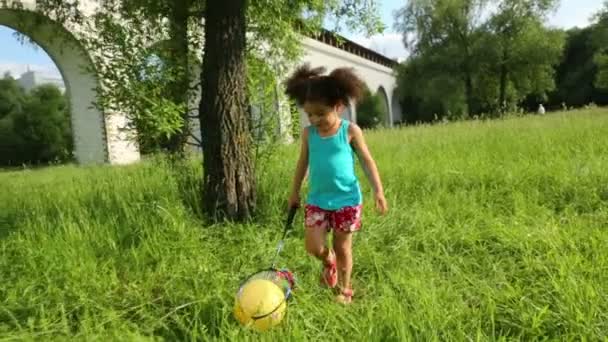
[595,53,608,90]
[394,0,564,120]
[0,79,73,166]
[549,28,599,107]
[27,0,385,221]
[356,88,385,129]
[31,0,385,157]
[547,5,608,109]
[229,1,386,176]
[2,108,608,339]
[82,1,199,155]
[395,55,468,123]
[133,95,187,154]
[248,0,385,56]
[593,3,608,90]
[488,21,564,113]
[247,53,284,169]
[245,0,386,142]
[395,0,494,117]
[0,75,27,120]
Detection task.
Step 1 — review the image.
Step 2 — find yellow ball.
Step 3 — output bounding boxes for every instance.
[233,278,287,332]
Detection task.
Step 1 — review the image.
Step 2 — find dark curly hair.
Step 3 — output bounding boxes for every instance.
[283,63,366,107]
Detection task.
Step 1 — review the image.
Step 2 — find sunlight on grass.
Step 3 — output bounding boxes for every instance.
[1,108,608,340]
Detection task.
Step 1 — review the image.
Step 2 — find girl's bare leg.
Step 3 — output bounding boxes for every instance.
[333,231,353,291]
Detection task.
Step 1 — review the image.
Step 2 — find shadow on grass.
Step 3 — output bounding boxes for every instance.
[166,158,206,223]
[0,211,22,240]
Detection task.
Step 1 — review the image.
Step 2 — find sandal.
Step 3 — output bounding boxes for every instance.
[320,249,338,288]
[336,287,354,304]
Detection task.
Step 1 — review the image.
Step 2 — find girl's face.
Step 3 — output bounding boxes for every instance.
[303,101,345,129]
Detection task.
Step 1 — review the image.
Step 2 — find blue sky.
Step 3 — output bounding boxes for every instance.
[0,0,605,79]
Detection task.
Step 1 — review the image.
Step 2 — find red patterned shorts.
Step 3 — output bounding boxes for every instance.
[305,204,363,233]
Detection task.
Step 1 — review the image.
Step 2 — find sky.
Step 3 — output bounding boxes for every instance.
[0,0,605,80]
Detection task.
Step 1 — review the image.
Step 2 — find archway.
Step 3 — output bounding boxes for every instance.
[391,88,403,125]
[376,86,390,126]
[0,8,107,164]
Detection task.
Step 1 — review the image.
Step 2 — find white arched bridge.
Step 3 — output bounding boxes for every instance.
[1,0,401,165]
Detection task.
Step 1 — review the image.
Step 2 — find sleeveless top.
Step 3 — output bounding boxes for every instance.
[307,119,362,210]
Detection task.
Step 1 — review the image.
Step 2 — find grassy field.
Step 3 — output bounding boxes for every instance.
[1,108,608,341]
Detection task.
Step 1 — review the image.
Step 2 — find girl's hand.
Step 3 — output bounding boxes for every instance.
[288,192,301,209]
[349,123,387,215]
[375,191,388,215]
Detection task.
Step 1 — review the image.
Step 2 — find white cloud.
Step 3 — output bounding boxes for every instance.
[0,60,61,80]
[548,4,597,29]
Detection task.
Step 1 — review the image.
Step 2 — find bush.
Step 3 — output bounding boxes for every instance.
[0,76,73,166]
[356,88,386,129]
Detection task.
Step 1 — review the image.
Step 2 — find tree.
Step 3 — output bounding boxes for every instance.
[395,0,489,117]
[118,0,204,155]
[83,0,204,156]
[594,2,608,90]
[0,83,72,166]
[549,27,599,107]
[13,85,73,164]
[199,0,384,221]
[394,0,566,118]
[0,76,26,165]
[0,74,26,120]
[547,3,608,109]
[27,0,384,221]
[395,54,467,123]
[596,53,608,90]
[486,0,562,112]
[79,0,382,162]
[12,1,203,156]
[199,0,253,220]
[356,88,385,129]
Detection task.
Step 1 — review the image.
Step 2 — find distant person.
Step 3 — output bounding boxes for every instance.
[284,63,388,304]
[538,104,546,115]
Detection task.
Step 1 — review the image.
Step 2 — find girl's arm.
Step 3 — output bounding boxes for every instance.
[288,128,309,208]
[349,123,388,214]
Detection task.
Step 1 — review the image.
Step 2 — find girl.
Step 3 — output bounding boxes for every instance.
[284,64,388,304]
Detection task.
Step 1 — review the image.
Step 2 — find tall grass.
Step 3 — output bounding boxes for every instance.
[1,109,608,341]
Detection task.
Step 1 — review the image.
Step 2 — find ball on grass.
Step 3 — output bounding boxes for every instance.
[233,278,287,332]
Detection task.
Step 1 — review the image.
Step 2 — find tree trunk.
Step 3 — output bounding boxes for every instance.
[464,72,475,117]
[199,0,255,222]
[499,47,509,114]
[461,36,475,117]
[163,3,190,156]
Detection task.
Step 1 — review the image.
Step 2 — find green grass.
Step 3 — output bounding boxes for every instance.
[1,108,608,341]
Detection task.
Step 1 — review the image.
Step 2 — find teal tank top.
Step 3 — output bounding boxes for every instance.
[307,119,362,210]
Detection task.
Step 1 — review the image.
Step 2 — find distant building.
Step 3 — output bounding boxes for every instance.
[17,70,65,93]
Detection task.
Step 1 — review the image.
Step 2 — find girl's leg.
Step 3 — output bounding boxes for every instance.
[333,230,353,291]
[304,225,330,262]
[305,226,337,287]
[304,205,337,287]
[331,205,361,303]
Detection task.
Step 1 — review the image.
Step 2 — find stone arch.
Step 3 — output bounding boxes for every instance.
[0,7,107,164]
[391,88,403,125]
[376,86,390,126]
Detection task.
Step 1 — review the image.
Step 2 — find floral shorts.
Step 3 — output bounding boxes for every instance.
[305,204,363,233]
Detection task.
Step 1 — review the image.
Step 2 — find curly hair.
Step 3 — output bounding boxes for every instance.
[283,63,366,107]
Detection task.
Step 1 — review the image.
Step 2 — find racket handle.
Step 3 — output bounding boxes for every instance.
[286,206,297,228]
